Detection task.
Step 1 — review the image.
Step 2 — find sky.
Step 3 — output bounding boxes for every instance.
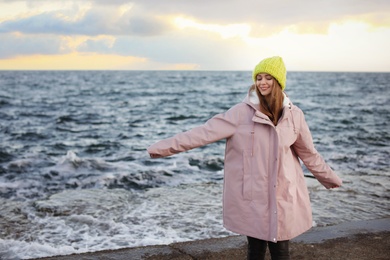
[0,0,389,71]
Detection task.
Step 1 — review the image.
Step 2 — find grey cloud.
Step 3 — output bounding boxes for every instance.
[2,0,388,38]
[0,13,70,34]
[123,16,168,36]
[0,33,68,58]
[77,38,112,54]
[0,0,129,3]
[77,34,245,68]
[0,6,172,36]
[3,0,390,20]
[131,0,390,27]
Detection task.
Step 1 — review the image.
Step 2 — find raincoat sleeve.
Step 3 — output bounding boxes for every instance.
[292,109,343,189]
[147,105,240,158]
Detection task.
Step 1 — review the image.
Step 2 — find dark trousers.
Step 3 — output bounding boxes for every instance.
[247,236,290,260]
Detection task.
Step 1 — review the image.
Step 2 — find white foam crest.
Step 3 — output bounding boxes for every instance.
[30,215,122,252]
[56,151,114,172]
[0,238,77,260]
[45,150,222,192]
[7,158,33,170]
[0,179,43,200]
[1,184,233,258]
[147,153,221,187]
[0,180,24,190]
[123,183,234,242]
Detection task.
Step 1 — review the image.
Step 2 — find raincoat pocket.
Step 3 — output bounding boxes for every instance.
[242,149,253,200]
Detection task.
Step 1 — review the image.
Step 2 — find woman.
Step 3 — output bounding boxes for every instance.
[147,56,342,260]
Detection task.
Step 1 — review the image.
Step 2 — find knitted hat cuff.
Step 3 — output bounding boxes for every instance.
[252,56,286,90]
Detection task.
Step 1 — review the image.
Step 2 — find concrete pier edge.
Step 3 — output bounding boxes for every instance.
[34,218,390,260]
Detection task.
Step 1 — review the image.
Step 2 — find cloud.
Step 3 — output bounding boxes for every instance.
[0,26,254,69]
[75,27,259,70]
[0,4,173,36]
[1,0,389,39]
[0,33,69,58]
[76,36,114,54]
[127,0,390,31]
[0,0,389,71]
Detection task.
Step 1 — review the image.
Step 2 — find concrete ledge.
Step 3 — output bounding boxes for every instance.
[34,218,390,260]
[292,217,390,243]
[171,236,247,260]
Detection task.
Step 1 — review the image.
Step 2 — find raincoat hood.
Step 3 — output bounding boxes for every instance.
[243,86,297,133]
[244,85,291,110]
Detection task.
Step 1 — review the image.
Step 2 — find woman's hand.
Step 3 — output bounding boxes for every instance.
[149,153,162,158]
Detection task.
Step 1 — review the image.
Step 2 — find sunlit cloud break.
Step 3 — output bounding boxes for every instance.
[175,17,251,39]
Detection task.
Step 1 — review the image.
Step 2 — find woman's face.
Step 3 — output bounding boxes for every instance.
[256,73,274,96]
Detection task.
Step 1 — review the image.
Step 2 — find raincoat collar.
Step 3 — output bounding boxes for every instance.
[243,86,292,111]
[243,86,296,132]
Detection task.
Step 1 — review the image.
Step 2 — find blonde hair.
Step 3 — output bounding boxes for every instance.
[255,80,284,126]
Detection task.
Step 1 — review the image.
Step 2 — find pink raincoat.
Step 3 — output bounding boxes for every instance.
[147,87,342,242]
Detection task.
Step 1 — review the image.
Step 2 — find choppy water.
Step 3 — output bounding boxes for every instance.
[0,71,389,259]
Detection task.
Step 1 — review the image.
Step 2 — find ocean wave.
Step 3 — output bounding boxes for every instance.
[0,70,388,259]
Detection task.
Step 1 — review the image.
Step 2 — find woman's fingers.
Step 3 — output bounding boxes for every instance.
[149,153,160,158]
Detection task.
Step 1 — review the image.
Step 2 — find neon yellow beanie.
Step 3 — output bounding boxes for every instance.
[252,56,286,90]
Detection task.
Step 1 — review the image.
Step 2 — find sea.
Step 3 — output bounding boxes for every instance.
[0,70,389,259]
